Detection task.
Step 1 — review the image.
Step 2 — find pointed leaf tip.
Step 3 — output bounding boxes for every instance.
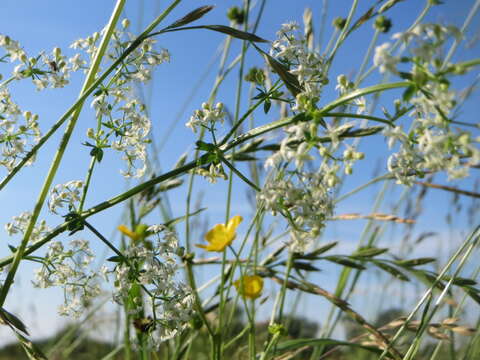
[165,5,215,30]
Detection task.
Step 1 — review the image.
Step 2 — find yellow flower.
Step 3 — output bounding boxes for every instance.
[234,275,264,299]
[117,224,143,242]
[196,215,243,252]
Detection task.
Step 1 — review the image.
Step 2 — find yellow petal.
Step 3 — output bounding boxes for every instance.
[234,275,263,299]
[198,215,243,252]
[226,215,243,233]
[117,225,140,241]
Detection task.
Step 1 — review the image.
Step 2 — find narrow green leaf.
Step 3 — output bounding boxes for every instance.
[264,99,272,114]
[277,338,383,355]
[0,307,29,335]
[402,85,416,102]
[462,286,480,305]
[163,5,215,30]
[158,178,183,192]
[252,43,303,97]
[353,247,389,258]
[163,208,206,228]
[324,256,366,270]
[301,242,338,259]
[395,257,436,267]
[232,153,257,161]
[15,332,48,360]
[372,261,410,281]
[292,261,321,272]
[340,126,384,138]
[107,255,124,263]
[448,277,477,286]
[200,25,268,42]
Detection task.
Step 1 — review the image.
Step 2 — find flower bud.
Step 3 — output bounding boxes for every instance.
[227,6,245,25]
[374,16,392,33]
[354,152,365,160]
[53,47,61,59]
[122,18,130,29]
[333,17,346,30]
[345,164,353,175]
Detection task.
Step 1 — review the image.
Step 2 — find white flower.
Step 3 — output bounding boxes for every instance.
[186,102,226,133]
[48,180,84,214]
[373,42,399,74]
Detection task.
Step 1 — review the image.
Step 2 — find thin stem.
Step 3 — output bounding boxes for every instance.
[0,0,127,307]
[83,221,125,259]
[442,0,480,68]
[78,156,97,213]
[0,0,182,192]
[402,236,480,360]
[358,1,432,84]
[378,225,480,360]
[354,29,379,85]
[325,0,358,72]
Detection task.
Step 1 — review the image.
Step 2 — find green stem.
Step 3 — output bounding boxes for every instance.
[326,0,358,72]
[0,82,410,275]
[358,1,432,84]
[442,0,480,68]
[378,225,480,360]
[260,332,280,360]
[218,3,250,356]
[401,231,480,360]
[323,111,394,127]
[354,29,379,85]
[0,0,127,307]
[0,76,15,88]
[219,154,261,192]
[0,0,182,192]
[277,251,294,323]
[78,156,97,213]
[219,80,282,146]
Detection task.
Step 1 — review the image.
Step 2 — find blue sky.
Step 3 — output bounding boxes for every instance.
[0,0,479,346]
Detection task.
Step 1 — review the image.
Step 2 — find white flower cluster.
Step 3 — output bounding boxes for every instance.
[0,34,26,63]
[186,102,226,133]
[258,24,374,252]
[192,162,228,184]
[48,180,84,214]
[109,99,151,178]
[377,23,480,184]
[258,171,334,252]
[0,34,86,91]
[107,225,194,343]
[374,24,461,76]
[74,20,170,178]
[385,100,480,184]
[270,22,328,112]
[373,42,399,74]
[5,211,50,243]
[88,94,151,178]
[335,74,367,114]
[33,239,100,317]
[393,23,461,62]
[0,88,41,172]
[71,19,170,83]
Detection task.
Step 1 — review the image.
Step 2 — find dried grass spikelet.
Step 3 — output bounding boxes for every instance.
[330,212,415,224]
[382,315,476,342]
[450,326,477,336]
